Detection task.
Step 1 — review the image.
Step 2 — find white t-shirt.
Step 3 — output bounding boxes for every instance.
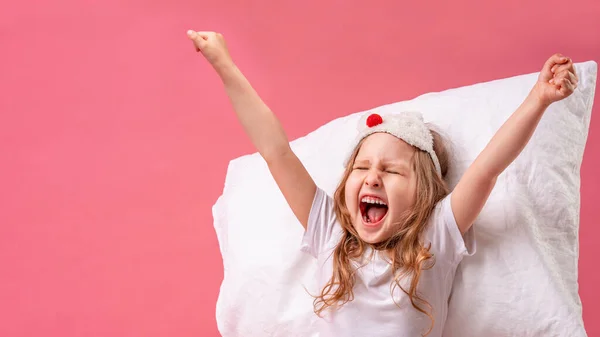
[301,187,476,337]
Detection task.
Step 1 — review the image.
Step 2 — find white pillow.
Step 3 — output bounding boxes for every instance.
[212,61,597,337]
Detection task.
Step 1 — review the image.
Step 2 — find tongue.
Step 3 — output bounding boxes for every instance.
[367,205,387,223]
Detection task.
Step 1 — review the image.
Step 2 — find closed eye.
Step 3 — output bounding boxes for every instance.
[353,167,368,170]
[385,170,399,175]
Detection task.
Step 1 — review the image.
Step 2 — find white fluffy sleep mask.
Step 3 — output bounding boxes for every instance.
[343,110,442,176]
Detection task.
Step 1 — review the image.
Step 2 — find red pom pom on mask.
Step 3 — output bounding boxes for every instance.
[366,113,383,127]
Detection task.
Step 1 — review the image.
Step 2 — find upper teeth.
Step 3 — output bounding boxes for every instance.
[361,196,387,206]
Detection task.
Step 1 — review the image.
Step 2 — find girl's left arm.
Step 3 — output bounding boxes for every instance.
[451,53,578,234]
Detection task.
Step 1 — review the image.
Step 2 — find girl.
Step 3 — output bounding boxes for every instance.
[187,30,578,336]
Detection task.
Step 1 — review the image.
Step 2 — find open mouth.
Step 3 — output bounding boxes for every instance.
[359,196,388,227]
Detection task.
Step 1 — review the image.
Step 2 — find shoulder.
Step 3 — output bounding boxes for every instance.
[422,193,476,265]
[301,186,344,257]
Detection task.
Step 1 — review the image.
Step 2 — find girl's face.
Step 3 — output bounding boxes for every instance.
[345,133,418,244]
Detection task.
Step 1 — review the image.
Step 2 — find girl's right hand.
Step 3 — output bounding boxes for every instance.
[185,31,317,231]
[187,30,234,72]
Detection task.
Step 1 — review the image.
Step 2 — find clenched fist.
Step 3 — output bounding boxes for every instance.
[187,30,234,72]
[533,53,579,106]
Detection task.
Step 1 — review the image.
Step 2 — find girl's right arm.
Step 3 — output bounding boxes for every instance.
[188,30,316,229]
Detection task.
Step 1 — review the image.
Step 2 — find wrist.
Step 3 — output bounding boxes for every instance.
[529,83,552,109]
[214,60,238,79]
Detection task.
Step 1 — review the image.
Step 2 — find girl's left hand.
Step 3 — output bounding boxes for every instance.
[534,53,578,106]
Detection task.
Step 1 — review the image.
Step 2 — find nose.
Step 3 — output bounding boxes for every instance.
[364,169,381,188]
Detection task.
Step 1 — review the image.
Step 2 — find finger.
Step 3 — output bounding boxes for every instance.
[186,29,197,39]
[551,62,568,74]
[569,64,578,83]
[551,60,575,76]
[553,69,579,87]
[554,74,573,92]
[559,78,575,96]
[567,71,579,86]
[186,30,200,51]
[549,72,562,84]
[194,31,215,40]
[544,53,569,70]
[187,30,208,52]
[567,71,578,87]
[542,54,570,80]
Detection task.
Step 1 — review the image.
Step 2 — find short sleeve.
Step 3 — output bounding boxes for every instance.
[425,193,476,265]
[300,187,341,258]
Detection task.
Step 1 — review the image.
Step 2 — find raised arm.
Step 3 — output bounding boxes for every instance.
[451,53,578,234]
[188,30,316,229]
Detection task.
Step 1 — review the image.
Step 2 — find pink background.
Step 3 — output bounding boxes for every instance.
[1,0,598,336]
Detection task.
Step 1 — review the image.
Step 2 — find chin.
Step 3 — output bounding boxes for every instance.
[354,218,389,244]
[357,232,382,244]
